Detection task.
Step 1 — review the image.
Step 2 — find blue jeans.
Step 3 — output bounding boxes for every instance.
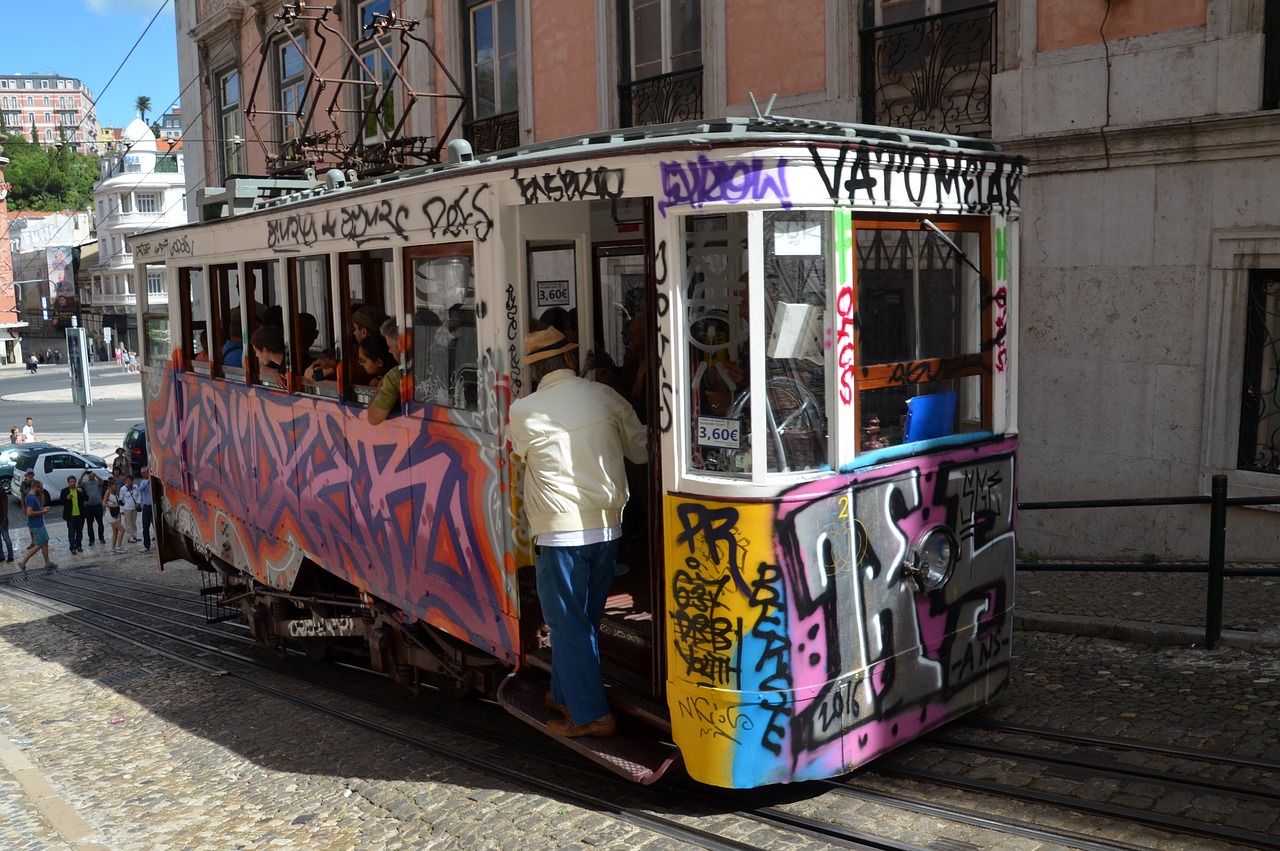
[0,525,12,559]
[535,539,619,725]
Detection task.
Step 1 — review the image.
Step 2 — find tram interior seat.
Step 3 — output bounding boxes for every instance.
[903,390,957,442]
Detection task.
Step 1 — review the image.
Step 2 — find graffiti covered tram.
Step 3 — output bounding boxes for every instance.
[133,116,1023,788]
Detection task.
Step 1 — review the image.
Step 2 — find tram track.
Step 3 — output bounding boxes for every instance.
[1,567,919,851]
[5,565,1275,849]
[843,716,1280,850]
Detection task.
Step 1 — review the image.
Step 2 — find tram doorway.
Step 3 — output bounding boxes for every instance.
[520,197,666,701]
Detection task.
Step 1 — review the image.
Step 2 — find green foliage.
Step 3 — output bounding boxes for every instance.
[1,130,100,213]
[135,95,152,122]
[1140,552,1160,565]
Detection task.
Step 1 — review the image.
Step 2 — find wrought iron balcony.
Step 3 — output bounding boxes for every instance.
[860,3,995,136]
[619,67,703,128]
[464,111,520,156]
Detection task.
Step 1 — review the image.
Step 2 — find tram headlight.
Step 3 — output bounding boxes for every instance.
[906,526,959,592]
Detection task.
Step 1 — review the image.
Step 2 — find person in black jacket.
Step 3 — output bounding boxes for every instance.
[60,476,87,554]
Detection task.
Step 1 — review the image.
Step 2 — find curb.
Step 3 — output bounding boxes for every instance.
[1016,612,1280,652]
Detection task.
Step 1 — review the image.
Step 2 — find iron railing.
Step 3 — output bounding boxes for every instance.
[619,67,703,128]
[860,3,996,135]
[464,110,520,156]
[1018,475,1280,649]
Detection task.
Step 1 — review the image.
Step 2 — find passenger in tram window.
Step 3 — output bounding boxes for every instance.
[297,312,321,369]
[222,308,245,368]
[365,328,401,426]
[310,304,388,384]
[508,328,648,739]
[357,335,394,385]
[250,325,288,389]
[192,328,210,363]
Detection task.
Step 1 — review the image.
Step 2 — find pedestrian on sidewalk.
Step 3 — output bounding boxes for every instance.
[120,475,140,543]
[104,479,126,554]
[80,471,105,545]
[17,481,55,571]
[20,417,36,443]
[111,447,129,480]
[0,489,14,562]
[138,467,153,551]
[60,476,87,554]
[27,354,37,374]
[8,426,18,444]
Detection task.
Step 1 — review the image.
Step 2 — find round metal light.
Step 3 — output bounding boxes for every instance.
[907,526,959,592]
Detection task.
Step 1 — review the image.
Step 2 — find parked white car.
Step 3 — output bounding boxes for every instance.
[9,447,110,504]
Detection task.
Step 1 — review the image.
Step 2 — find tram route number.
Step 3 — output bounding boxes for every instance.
[697,415,741,449]
[285,616,359,638]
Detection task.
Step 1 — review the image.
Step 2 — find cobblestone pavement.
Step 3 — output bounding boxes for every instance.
[2,544,1277,849]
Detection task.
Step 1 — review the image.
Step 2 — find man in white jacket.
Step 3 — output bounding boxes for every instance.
[508,327,647,738]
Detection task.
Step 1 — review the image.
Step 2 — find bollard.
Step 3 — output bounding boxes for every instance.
[1205,474,1227,649]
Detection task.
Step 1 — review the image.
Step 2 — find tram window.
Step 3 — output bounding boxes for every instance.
[408,245,478,411]
[760,210,828,473]
[179,267,210,375]
[247,260,284,389]
[684,212,751,477]
[210,263,244,381]
[685,211,831,477]
[144,314,171,366]
[292,256,338,399]
[854,223,991,448]
[340,249,394,402]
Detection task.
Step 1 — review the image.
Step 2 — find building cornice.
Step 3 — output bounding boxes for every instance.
[1004,111,1280,174]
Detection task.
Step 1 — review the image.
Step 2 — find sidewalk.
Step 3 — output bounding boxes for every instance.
[1016,567,1280,651]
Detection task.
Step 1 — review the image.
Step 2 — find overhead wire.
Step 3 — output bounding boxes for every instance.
[18,4,264,269]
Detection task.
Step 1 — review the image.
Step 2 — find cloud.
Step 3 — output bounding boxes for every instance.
[85,0,173,14]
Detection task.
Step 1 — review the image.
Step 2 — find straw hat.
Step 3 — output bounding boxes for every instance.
[522,328,578,364]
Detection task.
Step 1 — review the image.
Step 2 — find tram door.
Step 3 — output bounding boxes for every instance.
[523,201,664,696]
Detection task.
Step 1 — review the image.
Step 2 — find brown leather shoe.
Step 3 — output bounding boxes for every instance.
[544,691,569,717]
[548,714,616,738]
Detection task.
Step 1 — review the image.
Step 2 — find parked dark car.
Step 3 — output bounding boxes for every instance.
[124,423,148,476]
[0,442,60,494]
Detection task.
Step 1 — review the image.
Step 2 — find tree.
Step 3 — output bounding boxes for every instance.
[135,95,152,122]
[1,129,100,213]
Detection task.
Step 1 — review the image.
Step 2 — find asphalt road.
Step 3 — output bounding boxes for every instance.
[0,360,145,454]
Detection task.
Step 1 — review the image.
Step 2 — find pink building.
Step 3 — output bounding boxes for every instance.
[0,74,101,153]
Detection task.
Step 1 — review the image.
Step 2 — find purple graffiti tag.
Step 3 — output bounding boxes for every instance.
[658,155,792,217]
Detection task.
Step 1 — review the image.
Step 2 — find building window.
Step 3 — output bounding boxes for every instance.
[628,0,701,80]
[619,0,702,126]
[1240,269,1280,472]
[147,268,165,297]
[469,0,517,121]
[136,193,158,214]
[120,193,132,214]
[216,69,246,178]
[277,35,308,143]
[357,0,397,143]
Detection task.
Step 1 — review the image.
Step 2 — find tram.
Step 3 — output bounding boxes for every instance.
[132,115,1023,788]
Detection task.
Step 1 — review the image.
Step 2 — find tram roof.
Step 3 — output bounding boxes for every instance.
[189,115,1026,224]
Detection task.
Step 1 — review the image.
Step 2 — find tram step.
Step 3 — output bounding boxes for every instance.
[496,673,681,785]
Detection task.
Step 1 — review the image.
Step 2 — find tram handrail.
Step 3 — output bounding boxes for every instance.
[1015,475,1280,649]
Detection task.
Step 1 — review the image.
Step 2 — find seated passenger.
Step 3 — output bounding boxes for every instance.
[249,324,287,388]
[363,331,400,426]
[222,308,245,369]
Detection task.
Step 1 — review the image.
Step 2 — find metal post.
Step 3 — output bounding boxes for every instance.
[1205,475,1228,649]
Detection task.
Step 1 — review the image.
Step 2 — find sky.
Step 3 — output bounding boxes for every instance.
[3,0,180,131]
